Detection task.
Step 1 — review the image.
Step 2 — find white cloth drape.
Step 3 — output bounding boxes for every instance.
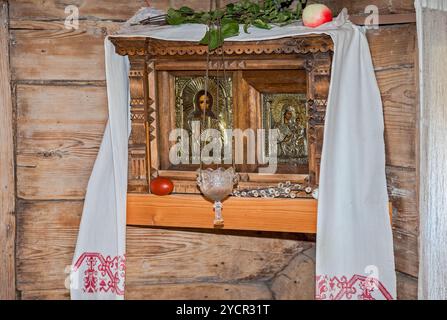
[416,0,447,300]
[70,40,130,300]
[71,10,396,300]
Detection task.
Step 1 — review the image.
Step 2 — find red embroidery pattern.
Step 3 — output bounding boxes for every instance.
[73,253,126,296]
[316,274,393,300]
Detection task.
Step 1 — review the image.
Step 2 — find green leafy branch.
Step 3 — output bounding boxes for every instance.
[166,0,308,50]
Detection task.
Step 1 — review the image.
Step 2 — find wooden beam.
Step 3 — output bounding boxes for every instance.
[418,8,447,299]
[127,194,393,234]
[0,0,16,300]
[350,13,416,26]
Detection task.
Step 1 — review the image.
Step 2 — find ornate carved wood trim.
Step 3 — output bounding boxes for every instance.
[110,34,333,58]
[128,58,150,193]
[110,38,148,57]
[154,58,307,71]
[147,61,159,181]
[306,52,332,186]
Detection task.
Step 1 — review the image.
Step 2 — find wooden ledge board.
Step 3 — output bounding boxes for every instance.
[127,194,392,234]
[350,13,416,25]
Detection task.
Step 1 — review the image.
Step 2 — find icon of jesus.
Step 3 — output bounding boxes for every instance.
[188,90,218,121]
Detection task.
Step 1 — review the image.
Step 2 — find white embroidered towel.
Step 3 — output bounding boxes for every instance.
[315,20,396,300]
[71,10,396,300]
[70,39,130,300]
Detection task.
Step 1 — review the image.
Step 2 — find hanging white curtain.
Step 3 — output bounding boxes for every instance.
[416,0,447,300]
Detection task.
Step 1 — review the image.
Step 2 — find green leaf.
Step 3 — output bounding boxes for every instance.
[295,3,303,18]
[199,27,222,50]
[266,5,276,14]
[212,9,225,20]
[199,30,210,45]
[243,22,250,33]
[178,6,194,15]
[221,20,240,39]
[252,18,272,29]
[226,3,235,14]
[166,8,184,25]
[276,12,288,23]
[166,15,184,25]
[208,28,222,51]
[200,12,211,24]
[248,3,260,14]
[167,0,306,49]
[242,0,251,9]
[167,8,179,17]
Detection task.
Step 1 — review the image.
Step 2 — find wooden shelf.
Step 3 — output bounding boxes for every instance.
[127,194,393,234]
[127,194,318,233]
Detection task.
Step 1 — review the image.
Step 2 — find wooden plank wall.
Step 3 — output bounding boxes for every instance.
[9,0,418,299]
[0,0,16,300]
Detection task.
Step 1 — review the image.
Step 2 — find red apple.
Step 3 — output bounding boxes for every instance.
[302,4,333,28]
[150,177,174,196]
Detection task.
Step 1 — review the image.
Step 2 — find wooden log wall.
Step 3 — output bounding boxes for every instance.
[8,0,418,299]
[0,0,16,300]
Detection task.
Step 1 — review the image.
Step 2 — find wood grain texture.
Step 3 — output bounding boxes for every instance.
[24,269,416,301]
[9,0,239,21]
[16,197,415,299]
[270,248,315,299]
[128,194,318,233]
[351,13,416,26]
[0,0,16,300]
[10,20,120,81]
[20,282,273,300]
[16,85,108,200]
[9,12,416,82]
[396,272,418,300]
[242,69,307,93]
[126,230,312,286]
[367,24,416,71]
[21,289,70,300]
[378,68,417,169]
[125,282,273,300]
[9,0,413,20]
[387,166,418,235]
[9,0,148,21]
[16,200,313,292]
[393,229,419,278]
[418,8,447,300]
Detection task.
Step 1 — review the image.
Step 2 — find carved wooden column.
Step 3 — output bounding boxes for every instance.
[147,60,159,183]
[306,51,332,187]
[128,57,150,193]
[112,38,158,194]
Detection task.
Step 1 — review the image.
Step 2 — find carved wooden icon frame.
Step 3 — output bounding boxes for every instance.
[110,35,333,196]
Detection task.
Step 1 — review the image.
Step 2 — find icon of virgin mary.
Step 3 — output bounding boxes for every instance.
[277,105,296,158]
[276,104,308,160]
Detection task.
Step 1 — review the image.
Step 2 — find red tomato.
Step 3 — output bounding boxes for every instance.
[150,177,174,196]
